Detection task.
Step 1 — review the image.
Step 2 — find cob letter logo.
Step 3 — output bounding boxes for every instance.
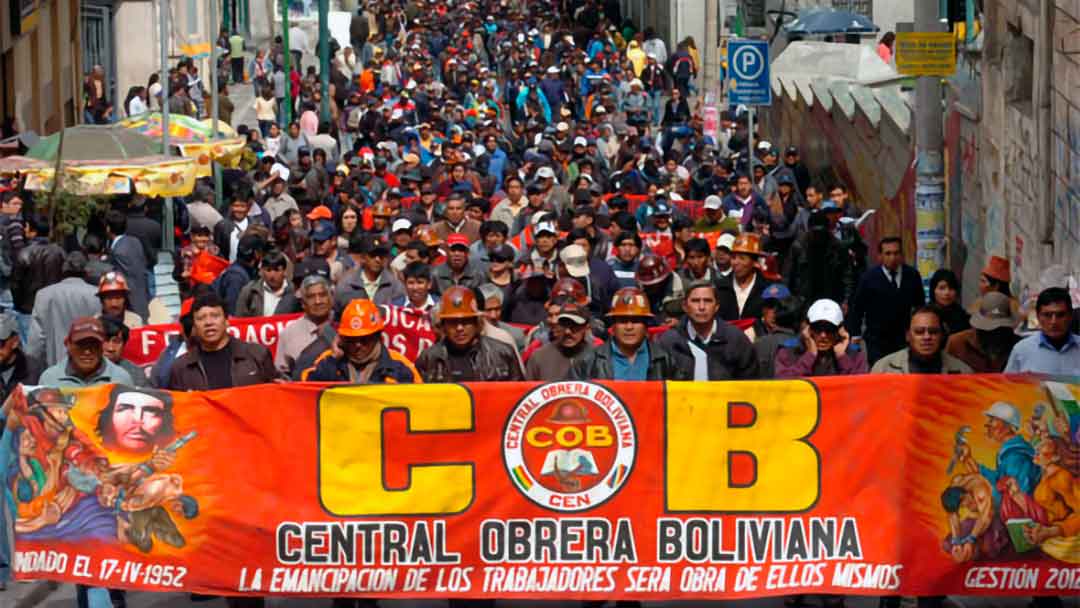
[502,381,637,512]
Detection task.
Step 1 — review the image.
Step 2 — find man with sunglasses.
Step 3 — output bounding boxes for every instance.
[871,307,972,374]
[775,299,867,378]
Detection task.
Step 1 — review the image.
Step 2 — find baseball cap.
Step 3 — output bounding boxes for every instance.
[807,299,844,326]
[559,244,590,278]
[776,172,796,186]
[68,317,106,343]
[489,244,516,263]
[761,283,792,301]
[653,201,672,216]
[820,199,842,213]
[307,205,333,221]
[526,182,545,195]
[0,313,18,341]
[355,234,390,255]
[294,257,332,282]
[391,218,413,234]
[536,166,555,179]
[757,141,772,151]
[311,222,336,242]
[534,221,557,237]
[556,301,592,326]
[785,146,799,156]
[573,136,588,147]
[447,233,471,249]
[704,195,723,210]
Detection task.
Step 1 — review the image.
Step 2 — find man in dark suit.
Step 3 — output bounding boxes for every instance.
[123,196,162,269]
[845,236,925,365]
[105,210,150,322]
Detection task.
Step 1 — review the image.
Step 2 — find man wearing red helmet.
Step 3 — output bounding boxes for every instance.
[635,253,685,327]
[97,271,144,331]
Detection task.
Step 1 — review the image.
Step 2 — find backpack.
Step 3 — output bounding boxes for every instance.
[673,56,692,79]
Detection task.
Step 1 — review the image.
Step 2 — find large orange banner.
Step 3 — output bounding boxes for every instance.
[4,376,1080,599]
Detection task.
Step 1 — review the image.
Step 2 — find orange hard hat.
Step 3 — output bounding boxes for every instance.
[417,226,443,247]
[372,201,393,218]
[339,299,385,338]
[439,286,481,319]
[98,271,130,295]
[730,233,764,257]
[607,287,653,318]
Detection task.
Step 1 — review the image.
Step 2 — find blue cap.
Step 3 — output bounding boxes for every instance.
[776,172,796,186]
[311,221,336,242]
[761,283,792,301]
[653,201,672,215]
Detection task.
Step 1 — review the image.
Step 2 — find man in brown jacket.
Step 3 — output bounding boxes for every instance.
[167,292,278,391]
[945,292,1019,373]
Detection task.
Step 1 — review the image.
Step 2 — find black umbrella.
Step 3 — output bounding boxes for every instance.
[783,7,880,35]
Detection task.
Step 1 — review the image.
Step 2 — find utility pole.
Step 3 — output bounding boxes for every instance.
[914,0,945,292]
[160,0,174,252]
[209,0,223,210]
[282,0,292,125]
[703,0,720,99]
[319,0,330,123]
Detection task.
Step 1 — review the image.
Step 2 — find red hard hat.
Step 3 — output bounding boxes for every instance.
[635,254,671,286]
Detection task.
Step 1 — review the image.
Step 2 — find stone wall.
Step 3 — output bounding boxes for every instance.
[962,0,1080,308]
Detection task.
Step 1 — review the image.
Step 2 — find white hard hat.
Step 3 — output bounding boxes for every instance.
[807,299,844,327]
[984,402,1022,430]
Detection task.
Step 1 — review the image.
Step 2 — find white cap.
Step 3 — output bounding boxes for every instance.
[556,121,570,132]
[704,195,723,210]
[630,78,643,88]
[757,141,773,151]
[668,192,683,201]
[984,402,1022,430]
[391,108,404,120]
[647,52,658,60]
[536,166,555,179]
[573,136,588,147]
[594,105,607,114]
[269,163,290,182]
[559,244,590,278]
[547,66,559,74]
[391,218,412,233]
[405,80,417,90]
[806,299,844,327]
[717,233,736,251]
[534,221,557,236]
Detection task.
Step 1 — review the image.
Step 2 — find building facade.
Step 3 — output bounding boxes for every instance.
[0,0,81,134]
[951,0,1080,307]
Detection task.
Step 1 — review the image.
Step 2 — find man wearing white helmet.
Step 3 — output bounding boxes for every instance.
[956,401,1041,499]
[775,299,868,377]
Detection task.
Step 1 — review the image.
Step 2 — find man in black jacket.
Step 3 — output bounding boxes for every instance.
[846,236,925,365]
[716,233,771,331]
[656,281,760,380]
[415,286,523,382]
[11,213,64,321]
[213,235,264,316]
[105,210,150,322]
[569,287,693,381]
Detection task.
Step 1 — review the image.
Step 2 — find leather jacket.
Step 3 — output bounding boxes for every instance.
[12,237,65,313]
[568,339,693,381]
[416,336,524,382]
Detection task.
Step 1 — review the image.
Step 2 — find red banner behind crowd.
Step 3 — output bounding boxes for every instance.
[7,377,1080,599]
[124,306,438,367]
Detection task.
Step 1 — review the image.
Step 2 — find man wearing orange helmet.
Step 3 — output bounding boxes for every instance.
[717,233,773,325]
[303,299,420,383]
[415,286,523,382]
[568,287,692,381]
[97,271,145,330]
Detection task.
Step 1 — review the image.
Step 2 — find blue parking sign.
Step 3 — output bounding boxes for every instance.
[727,40,772,106]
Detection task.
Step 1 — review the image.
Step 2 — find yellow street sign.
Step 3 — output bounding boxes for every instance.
[895,32,957,76]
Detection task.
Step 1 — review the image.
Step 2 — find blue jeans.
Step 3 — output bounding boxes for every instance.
[649,90,663,126]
